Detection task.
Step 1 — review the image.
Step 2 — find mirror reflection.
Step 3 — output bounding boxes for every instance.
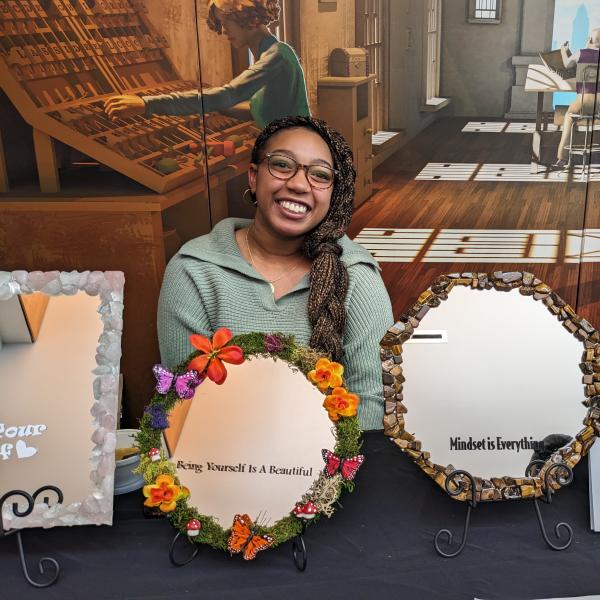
[168,356,336,526]
[0,291,104,527]
[401,285,584,479]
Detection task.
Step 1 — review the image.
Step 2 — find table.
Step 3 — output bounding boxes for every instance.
[2,431,600,600]
[524,64,575,173]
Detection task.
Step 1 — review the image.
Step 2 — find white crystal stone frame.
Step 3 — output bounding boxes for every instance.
[0,270,124,529]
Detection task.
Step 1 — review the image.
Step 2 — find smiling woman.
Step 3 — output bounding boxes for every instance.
[157,116,394,430]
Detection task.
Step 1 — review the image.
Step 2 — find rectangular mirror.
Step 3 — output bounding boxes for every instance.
[0,271,124,529]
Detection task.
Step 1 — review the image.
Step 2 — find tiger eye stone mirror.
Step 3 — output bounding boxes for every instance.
[381,272,600,502]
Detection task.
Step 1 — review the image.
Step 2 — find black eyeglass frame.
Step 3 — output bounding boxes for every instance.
[258,153,339,190]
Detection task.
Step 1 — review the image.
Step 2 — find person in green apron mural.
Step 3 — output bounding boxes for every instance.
[104,0,310,128]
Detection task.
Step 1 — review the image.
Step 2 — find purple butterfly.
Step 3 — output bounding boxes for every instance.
[152,365,203,399]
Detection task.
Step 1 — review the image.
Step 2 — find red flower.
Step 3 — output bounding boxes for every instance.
[188,327,244,385]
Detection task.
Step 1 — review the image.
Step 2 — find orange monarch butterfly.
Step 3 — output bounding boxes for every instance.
[227,514,274,560]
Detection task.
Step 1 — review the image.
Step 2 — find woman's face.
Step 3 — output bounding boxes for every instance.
[216,10,252,48]
[248,127,335,240]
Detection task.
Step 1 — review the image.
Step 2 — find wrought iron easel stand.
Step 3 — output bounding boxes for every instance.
[168,519,309,571]
[0,486,63,587]
[434,462,574,558]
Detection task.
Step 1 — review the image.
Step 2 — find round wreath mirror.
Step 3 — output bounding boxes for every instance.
[138,330,363,561]
[382,272,600,502]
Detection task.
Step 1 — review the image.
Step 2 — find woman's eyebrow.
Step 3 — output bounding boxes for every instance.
[269,148,333,168]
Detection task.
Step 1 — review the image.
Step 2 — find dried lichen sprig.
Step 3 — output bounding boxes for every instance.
[302,473,343,518]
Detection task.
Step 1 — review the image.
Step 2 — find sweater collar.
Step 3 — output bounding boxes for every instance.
[177,218,380,284]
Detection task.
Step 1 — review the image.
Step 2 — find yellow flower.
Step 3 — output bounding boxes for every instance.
[308,358,344,391]
[143,474,189,513]
[323,387,360,422]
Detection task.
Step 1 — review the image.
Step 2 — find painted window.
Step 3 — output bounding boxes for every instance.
[468,0,502,24]
[356,0,389,132]
[425,0,442,103]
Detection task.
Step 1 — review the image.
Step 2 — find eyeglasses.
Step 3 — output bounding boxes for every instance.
[260,153,338,190]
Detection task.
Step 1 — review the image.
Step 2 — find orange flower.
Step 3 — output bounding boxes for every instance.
[323,387,360,422]
[188,327,244,385]
[308,358,344,391]
[143,474,189,513]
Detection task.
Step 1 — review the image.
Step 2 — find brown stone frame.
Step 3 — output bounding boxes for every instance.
[381,271,600,502]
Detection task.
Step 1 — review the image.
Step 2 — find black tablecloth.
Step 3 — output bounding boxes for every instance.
[2,432,600,600]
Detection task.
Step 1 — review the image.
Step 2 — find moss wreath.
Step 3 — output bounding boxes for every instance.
[136,330,363,558]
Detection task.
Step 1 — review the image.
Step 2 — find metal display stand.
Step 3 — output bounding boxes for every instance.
[168,531,200,567]
[434,462,574,558]
[291,521,308,572]
[168,521,309,571]
[0,486,63,587]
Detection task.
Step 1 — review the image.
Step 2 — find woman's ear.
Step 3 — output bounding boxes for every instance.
[248,163,258,193]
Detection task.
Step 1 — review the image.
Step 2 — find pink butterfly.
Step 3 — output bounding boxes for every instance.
[152,365,203,399]
[321,449,364,481]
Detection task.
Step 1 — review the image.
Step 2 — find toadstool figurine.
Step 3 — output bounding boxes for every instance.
[186,519,202,537]
[293,501,318,520]
[147,448,160,462]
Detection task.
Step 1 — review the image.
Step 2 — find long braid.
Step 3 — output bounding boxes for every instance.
[251,116,355,361]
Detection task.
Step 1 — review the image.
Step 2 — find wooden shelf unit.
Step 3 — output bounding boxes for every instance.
[317,75,375,208]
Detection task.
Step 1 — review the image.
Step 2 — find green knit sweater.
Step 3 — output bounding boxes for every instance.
[157,218,394,430]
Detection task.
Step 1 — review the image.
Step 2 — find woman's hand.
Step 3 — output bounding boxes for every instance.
[104,95,146,120]
[559,42,572,69]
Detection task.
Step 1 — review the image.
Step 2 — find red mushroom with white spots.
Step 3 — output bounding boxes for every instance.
[186,519,202,537]
[147,448,160,462]
[293,502,318,520]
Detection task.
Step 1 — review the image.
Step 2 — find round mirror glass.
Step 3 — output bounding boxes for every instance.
[168,355,335,525]
[382,273,599,501]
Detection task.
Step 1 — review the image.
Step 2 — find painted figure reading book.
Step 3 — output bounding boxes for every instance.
[554,27,600,168]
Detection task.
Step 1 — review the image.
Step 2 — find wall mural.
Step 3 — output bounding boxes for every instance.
[0,0,599,428]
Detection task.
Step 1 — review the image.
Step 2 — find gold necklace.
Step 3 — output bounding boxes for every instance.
[245,226,303,295]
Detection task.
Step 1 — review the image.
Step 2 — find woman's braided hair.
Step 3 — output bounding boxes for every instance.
[251,115,356,361]
[207,0,280,33]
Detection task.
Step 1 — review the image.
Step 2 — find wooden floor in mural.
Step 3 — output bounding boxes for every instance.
[349,117,600,325]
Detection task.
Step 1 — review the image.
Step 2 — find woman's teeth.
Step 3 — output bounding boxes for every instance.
[279,200,308,214]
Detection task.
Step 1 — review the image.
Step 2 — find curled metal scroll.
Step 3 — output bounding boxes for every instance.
[0,486,63,587]
[525,459,546,478]
[0,490,34,527]
[169,531,200,566]
[32,486,63,506]
[434,470,477,558]
[291,521,308,572]
[526,460,574,551]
